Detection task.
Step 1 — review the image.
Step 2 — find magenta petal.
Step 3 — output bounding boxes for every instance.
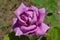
[21,25,36,31]
[28,6,38,23]
[11,18,17,32]
[24,28,37,35]
[36,23,50,37]
[31,6,38,16]
[14,3,27,24]
[14,3,26,16]
[20,15,28,22]
[12,18,17,26]
[32,12,37,22]
[39,8,45,23]
[26,11,33,17]
[14,27,23,36]
[29,14,37,24]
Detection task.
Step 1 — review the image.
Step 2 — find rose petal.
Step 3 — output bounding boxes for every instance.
[28,12,37,24]
[24,27,37,35]
[14,3,26,16]
[21,25,36,31]
[27,6,38,24]
[20,15,28,22]
[14,27,23,36]
[12,18,17,26]
[38,8,45,23]
[31,6,38,15]
[14,3,27,24]
[12,19,27,30]
[32,12,37,22]
[11,18,17,32]
[26,11,33,18]
[36,23,50,37]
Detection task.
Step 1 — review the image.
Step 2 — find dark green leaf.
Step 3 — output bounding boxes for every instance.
[4,32,30,40]
[40,37,47,40]
[47,13,53,16]
[31,35,38,40]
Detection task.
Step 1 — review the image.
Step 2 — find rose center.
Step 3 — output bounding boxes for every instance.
[26,20,30,26]
[26,11,33,18]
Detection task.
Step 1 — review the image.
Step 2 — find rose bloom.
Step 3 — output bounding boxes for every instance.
[11,3,50,37]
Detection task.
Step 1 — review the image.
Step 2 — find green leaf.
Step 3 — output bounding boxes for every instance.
[4,32,30,40]
[58,29,60,40]
[51,22,60,28]
[40,37,47,40]
[4,34,9,40]
[31,35,38,40]
[46,28,59,40]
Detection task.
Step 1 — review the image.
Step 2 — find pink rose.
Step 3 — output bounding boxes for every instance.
[11,3,50,37]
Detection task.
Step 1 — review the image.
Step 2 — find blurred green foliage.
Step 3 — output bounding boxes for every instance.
[46,28,59,40]
[4,32,30,40]
[31,35,38,40]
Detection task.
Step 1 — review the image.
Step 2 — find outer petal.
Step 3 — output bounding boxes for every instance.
[14,3,27,24]
[11,18,17,32]
[36,23,50,37]
[12,18,17,26]
[14,3,26,16]
[14,27,23,36]
[38,8,45,23]
[21,25,36,31]
[11,18,23,36]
